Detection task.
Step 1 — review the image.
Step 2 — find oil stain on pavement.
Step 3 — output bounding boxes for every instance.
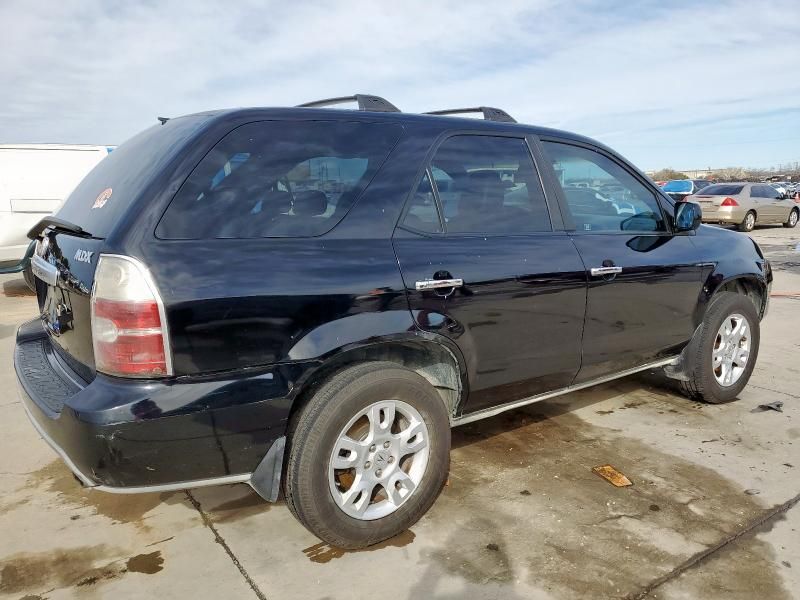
[0,545,125,594]
[15,460,176,529]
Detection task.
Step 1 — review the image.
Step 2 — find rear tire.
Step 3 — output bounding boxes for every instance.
[284,362,450,549]
[678,292,760,404]
[737,211,756,232]
[783,208,798,228]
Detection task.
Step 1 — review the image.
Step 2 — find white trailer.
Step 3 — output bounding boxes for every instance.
[0,144,112,264]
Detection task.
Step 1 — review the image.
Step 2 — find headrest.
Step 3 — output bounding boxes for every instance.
[262,190,291,214]
[467,171,503,195]
[292,190,328,216]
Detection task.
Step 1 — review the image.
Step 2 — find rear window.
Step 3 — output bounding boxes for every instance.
[55,116,211,237]
[697,184,744,196]
[662,180,692,193]
[156,120,403,239]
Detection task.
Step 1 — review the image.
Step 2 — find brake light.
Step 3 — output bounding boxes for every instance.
[91,255,172,377]
[721,197,739,207]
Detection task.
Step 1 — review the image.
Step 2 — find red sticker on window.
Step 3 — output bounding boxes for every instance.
[92,188,113,209]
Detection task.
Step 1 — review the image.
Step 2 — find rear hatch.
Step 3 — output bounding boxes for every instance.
[31,231,104,381]
[28,115,211,381]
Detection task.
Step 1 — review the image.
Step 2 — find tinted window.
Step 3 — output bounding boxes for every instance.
[698,184,744,196]
[428,136,551,234]
[56,116,211,237]
[402,172,442,233]
[157,120,402,239]
[756,185,779,199]
[662,180,692,193]
[542,141,666,233]
[693,180,710,191]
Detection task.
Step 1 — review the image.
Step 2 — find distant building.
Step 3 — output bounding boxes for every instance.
[678,169,713,179]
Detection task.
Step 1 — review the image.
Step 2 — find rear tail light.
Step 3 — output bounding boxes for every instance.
[91,255,172,378]
[721,197,739,207]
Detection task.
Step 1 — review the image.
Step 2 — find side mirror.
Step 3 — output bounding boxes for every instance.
[675,201,701,232]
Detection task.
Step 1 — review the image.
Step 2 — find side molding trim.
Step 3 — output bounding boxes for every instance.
[451,357,678,426]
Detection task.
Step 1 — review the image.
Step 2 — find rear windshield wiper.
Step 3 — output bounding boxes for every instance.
[28,216,93,240]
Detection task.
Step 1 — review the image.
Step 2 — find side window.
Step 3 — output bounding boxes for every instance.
[541,141,666,233]
[751,186,765,198]
[157,120,402,239]
[428,135,551,234]
[401,172,442,233]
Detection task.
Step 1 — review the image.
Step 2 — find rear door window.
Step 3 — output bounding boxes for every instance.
[541,141,666,233]
[426,135,551,234]
[401,172,442,233]
[157,120,402,239]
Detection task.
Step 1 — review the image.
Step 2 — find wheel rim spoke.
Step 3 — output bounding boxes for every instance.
[367,402,395,436]
[387,471,416,506]
[398,419,428,453]
[341,476,372,516]
[331,436,365,469]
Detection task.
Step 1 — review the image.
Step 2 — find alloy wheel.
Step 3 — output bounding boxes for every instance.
[712,313,750,387]
[328,399,430,520]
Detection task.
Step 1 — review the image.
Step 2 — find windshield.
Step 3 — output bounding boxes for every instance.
[697,184,744,196]
[662,180,692,193]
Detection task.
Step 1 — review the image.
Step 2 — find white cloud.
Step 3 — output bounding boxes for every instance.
[1,0,798,168]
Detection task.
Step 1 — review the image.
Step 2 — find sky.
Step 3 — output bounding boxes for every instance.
[1,0,798,172]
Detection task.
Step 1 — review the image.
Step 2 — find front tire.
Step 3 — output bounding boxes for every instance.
[783,208,798,228]
[678,292,760,404]
[737,211,756,232]
[284,362,450,549]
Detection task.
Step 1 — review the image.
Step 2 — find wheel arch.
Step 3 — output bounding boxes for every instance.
[701,273,769,323]
[287,336,466,426]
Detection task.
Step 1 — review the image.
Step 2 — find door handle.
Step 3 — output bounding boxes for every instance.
[590,266,623,277]
[415,278,464,291]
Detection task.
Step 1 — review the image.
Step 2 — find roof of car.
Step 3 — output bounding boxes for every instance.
[178,105,608,150]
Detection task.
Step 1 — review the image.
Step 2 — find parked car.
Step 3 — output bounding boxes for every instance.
[687,182,799,231]
[0,144,111,267]
[769,182,788,197]
[661,179,711,202]
[15,95,772,549]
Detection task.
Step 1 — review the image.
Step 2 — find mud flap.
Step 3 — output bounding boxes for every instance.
[249,436,285,502]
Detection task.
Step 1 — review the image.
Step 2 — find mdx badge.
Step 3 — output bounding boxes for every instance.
[74,249,94,264]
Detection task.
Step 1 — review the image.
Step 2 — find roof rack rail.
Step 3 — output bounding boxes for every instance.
[297,94,401,113]
[424,107,517,123]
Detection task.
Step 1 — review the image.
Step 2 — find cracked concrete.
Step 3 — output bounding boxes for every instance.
[1,226,799,599]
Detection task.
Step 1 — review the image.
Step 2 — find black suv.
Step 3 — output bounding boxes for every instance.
[15,95,771,549]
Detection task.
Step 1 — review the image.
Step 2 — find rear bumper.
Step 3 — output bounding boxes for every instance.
[700,207,744,224]
[14,318,294,498]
